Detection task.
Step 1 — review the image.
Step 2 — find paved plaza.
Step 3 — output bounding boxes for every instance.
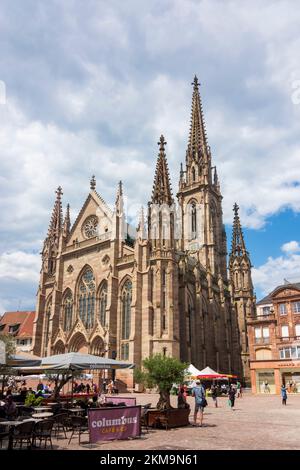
[52,391,300,451]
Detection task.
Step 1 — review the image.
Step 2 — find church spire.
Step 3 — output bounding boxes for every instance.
[151,135,173,206]
[230,203,247,258]
[47,186,63,240]
[187,75,208,160]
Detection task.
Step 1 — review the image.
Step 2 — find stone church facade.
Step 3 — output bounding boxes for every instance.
[33,77,254,386]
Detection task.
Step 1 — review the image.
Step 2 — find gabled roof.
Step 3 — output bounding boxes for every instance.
[68,190,113,240]
[0,311,35,338]
[257,282,300,305]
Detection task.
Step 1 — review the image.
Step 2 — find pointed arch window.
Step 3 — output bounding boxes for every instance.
[63,290,73,332]
[121,280,132,340]
[191,203,197,239]
[192,166,196,182]
[43,298,52,356]
[162,268,167,310]
[99,281,108,327]
[149,268,154,303]
[78,268,95,330]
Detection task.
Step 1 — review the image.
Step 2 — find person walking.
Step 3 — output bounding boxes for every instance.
[228,385,236,410]
[281,384,287,405]
[192,380,207,427]
[211,384,218,408]
[177,386,190,409]
[236,381,241,398]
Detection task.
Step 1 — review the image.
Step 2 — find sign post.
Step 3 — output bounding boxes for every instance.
[88,406,141,443]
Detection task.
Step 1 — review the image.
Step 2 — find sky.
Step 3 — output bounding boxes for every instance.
[0,0,300,313]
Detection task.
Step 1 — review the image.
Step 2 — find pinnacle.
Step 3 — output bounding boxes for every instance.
[90,175,96,190]
[151,135,173,206]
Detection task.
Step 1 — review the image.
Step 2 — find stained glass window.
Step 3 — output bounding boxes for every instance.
[99,282,108,326]
[43,299,51,356]
[121,280,132,340]
[78,268,95,330]
[63,291,73,332]
[191,203,197,239]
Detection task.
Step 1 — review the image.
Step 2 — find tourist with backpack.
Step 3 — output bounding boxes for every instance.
[192,380,207,427]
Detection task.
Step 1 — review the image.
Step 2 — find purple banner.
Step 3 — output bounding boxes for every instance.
[104,396,136,406]
[88,406,141,442]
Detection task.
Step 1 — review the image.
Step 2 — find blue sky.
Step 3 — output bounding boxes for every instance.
[0,0,300,312]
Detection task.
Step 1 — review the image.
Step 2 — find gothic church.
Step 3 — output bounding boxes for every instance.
[33,77,255,385]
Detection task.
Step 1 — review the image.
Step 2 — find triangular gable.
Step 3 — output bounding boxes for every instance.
[89,320,107,342]
[272,286,300,300]
[67,190,113,246]
[66,317,88,342]
[52,326,66,345]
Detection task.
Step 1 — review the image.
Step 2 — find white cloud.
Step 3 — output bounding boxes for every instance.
[0,251,40,283]
[253,253,300,297]
[281,241,300,253]
[1,0,300,309]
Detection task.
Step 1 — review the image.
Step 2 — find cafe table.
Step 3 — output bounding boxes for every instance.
[31,412,53,419]
[0,418,40,450]
[33,406,52,412]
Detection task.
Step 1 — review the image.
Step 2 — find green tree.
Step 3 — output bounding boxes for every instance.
[0,333,17,396]
[46,371,82,400]
[134,354,188,410]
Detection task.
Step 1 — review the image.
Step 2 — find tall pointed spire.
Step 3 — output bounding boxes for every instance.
[230,203,247,257]
[151,135,173,206]
[63,203,71,237]
[47,186,63,240]
[137,206,146,239]
[187,75,208,159]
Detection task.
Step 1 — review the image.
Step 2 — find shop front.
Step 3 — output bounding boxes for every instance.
[250,360,300,394]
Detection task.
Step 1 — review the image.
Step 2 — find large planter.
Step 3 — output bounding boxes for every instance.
[147,407,190,429]
[134,383,145,393]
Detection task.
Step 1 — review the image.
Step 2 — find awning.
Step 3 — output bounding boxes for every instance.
[40,352,134,371]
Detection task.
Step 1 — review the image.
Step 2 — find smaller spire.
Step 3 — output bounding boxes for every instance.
[90,175,96,190]
[151,135,173,206]
[137,206,146,239]
[63,203,71,236]
[230,203,247,256]
[118,180,123,196]
[115,180,123,214]
[213,167,220,191]
[47,186,63,239]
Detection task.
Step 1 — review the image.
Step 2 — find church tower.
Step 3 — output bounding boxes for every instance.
[147,135,180,358]
[177,76,227,282]
[33,187,66,356]
[229,203,255,385]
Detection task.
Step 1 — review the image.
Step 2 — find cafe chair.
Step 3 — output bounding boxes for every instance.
[140,405,151,433]
[12,420,35,449]
[68,416,89,445]
[0,424,10,449]
[32,419,54,449]
[53,413,69,439]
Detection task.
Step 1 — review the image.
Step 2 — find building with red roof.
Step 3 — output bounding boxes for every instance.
[0,311,35,353]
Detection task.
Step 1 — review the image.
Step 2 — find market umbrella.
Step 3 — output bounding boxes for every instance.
[41,352,135,401]
[8,353,42,368]
[41,352,134,371]
[185,364,203,378]
[197,366,227,379]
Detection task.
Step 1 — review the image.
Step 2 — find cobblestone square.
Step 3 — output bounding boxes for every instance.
[54,392,300,451]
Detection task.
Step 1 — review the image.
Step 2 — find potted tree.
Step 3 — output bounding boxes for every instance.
[134,354,189,428]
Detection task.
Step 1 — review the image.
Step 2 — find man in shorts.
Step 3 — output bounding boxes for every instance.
[192,380,206,426]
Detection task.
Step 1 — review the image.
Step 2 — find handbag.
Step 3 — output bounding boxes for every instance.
[201,398,208,408]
